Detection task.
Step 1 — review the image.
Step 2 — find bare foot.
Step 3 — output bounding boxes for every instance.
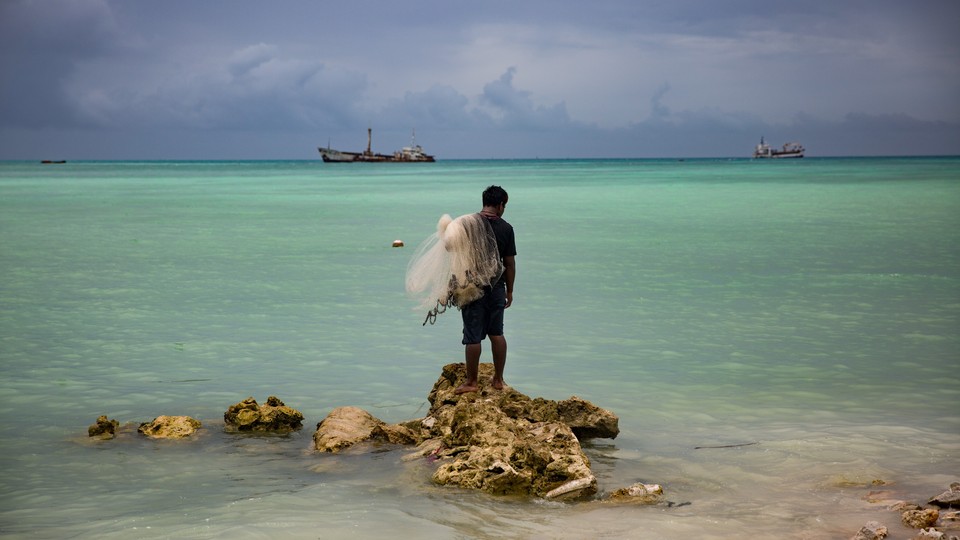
[489,378,506,391]
[454,383,479,394]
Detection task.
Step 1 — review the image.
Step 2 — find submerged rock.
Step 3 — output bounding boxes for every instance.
[224,396,304,433]
[87,416,120,439]
[606,483,665,504]
[137,415,201,439]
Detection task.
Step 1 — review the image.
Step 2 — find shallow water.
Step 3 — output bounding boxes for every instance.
[1,158,958,538]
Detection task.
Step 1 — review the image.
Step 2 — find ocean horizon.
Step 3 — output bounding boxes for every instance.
[1,156,957,538]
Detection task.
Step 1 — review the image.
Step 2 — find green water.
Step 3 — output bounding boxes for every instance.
[1,158,958,538]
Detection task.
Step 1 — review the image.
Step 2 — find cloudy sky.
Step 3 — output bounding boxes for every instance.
[1,0,958,159]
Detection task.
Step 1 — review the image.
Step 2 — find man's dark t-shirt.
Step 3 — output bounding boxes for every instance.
[481,214,516,287]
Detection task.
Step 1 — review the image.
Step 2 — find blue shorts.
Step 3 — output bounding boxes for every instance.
[461,284,506,344]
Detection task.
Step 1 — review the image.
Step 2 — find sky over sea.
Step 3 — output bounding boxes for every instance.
[1,0,958,159]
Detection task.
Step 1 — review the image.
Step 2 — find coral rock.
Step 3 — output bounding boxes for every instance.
[312,363,622,500]
[850,521,888,540]
[422,363,603,499]
[930,483,960,509]
[313,406,384,453]
[224,396,304,433]
[902,508,940,529]
[607,483,665,504]
[87,416,120,439]
[137,415,201,439]
[913,528,946,539]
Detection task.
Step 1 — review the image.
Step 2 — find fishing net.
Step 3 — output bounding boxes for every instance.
[405,213,504,325]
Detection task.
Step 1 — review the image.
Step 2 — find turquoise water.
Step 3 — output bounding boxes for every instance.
[1,158,958,538]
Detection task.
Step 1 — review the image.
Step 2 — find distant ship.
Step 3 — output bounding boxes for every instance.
[753,137,804,159]
[319,129,435,163]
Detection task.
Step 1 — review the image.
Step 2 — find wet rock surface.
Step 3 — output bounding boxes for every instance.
[930,483,960,509]
[850,521,888,540]
[224,396,304,433]
[137,415,201,439]
[606,482,665,504]
[853,482,960,539]
[313,406,386,453]
[87,416,120,439]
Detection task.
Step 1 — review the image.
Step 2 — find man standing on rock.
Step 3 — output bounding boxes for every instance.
[405,186,517,394]
[456,185,517,394]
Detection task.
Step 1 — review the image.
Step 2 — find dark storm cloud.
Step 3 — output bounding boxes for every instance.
[0,0,122,127]
[1,0,958,159]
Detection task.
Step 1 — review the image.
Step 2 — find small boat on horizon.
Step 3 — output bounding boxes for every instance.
[753,137,804,159]
[319,128,435,163]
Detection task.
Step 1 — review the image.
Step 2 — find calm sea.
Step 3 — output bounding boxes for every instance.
[1,158,958,539]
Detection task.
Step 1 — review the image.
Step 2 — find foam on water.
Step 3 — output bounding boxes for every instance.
[1,158,958,538]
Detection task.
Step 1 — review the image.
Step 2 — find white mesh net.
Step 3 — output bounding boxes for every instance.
[405,213,504,325]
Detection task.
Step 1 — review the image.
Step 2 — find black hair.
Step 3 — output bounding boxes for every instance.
[482,185,508,207]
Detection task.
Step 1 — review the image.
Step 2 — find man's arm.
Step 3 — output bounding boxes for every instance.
[503,255,515,308]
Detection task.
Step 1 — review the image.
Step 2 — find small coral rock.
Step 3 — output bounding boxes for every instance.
[607,483,665,504]
[850,521,888,540]
[930,482,960,509]
[137,415,201,439]
[87,416,120,439]
[224,396,304,433]
[556,396,620,439]
[902,508,940,529]
[313,406,384,453]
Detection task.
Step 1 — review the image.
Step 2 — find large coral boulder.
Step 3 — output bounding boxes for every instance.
[138,415,201,439]
[224,396,304,433]
[311,363,622,500]
[416,363,618,499]
[430,397,597,499]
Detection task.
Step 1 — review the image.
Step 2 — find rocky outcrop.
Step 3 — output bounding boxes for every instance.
[311,363,620,500]
[87,416,120,439]
[224,396,303,433]
[138,415,201,439]
[853,482,960,539]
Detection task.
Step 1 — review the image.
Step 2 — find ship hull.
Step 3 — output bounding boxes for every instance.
[755,151,804,159]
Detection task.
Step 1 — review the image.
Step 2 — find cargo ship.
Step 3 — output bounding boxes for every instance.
[753,137,804,159]
[318,129,435,163]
